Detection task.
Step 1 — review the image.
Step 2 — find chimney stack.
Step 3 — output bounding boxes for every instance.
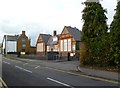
[53,30,57,36]
[22,31,25,35]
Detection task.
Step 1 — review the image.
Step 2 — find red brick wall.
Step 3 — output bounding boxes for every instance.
[58,33,77,57]
[17,34,30,53]
[29,47,36,54]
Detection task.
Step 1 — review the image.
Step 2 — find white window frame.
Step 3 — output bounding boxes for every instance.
[60,40,63,51]
[64,39,67,51]
[47,46,50,52]
[68,39,71,51]
[54,45,58,51]
[72,44,76,51]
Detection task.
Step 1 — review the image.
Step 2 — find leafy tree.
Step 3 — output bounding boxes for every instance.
[110,1,120,67]
[81,0,108,66]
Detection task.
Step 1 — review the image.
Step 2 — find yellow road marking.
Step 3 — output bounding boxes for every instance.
[45,67,120,84]
[0,77,8,88]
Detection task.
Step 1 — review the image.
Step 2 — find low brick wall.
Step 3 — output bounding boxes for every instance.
[19,54,46,60]
[5,54,79,61]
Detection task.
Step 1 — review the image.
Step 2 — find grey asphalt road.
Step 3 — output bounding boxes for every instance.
[1,55,119,88]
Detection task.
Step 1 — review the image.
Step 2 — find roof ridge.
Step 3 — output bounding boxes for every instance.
[40,33,52,36]
[64,26,81,41]
[65,26,79,30]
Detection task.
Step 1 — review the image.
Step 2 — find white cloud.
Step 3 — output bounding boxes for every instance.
[0,0,118,45]
[86,0,99,2]
[101,0,117,25]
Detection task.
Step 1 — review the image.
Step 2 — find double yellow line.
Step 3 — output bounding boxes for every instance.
[0,77,8,88]
[45,67,120,85]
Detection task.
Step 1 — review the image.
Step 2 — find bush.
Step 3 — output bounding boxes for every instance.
[80,43,91,66]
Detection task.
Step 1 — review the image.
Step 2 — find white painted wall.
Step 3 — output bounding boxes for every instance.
[6,41,17,52]
[2,38,5,54]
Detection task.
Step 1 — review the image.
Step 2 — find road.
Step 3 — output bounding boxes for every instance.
[1,54,119,88]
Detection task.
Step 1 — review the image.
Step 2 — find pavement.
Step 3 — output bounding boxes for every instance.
[27,60,119,82]
[4,55,120,82]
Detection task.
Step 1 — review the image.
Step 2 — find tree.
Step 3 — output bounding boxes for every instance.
[110,1,120,67]
[81,0,108,66]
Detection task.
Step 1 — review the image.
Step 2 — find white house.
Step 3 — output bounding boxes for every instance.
[2,35,19,54]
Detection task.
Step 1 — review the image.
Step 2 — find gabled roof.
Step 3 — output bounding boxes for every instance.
[47,36,53,45]
[38,34,52,45]
[17,34,28,41]
[62,26,82,41]
[4,35,19,41]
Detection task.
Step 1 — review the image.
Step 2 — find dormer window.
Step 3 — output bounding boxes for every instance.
[22,38,26,43]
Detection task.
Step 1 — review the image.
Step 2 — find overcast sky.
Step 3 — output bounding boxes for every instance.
[0,0,117,46]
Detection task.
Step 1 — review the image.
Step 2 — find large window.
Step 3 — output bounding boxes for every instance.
[60,40,63,51]
[68,39,71,51]
[47,46,50,52]
[37,43,43,52]
[72,44,76,51]
[22,44,26,48]
[64,39,67,51]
